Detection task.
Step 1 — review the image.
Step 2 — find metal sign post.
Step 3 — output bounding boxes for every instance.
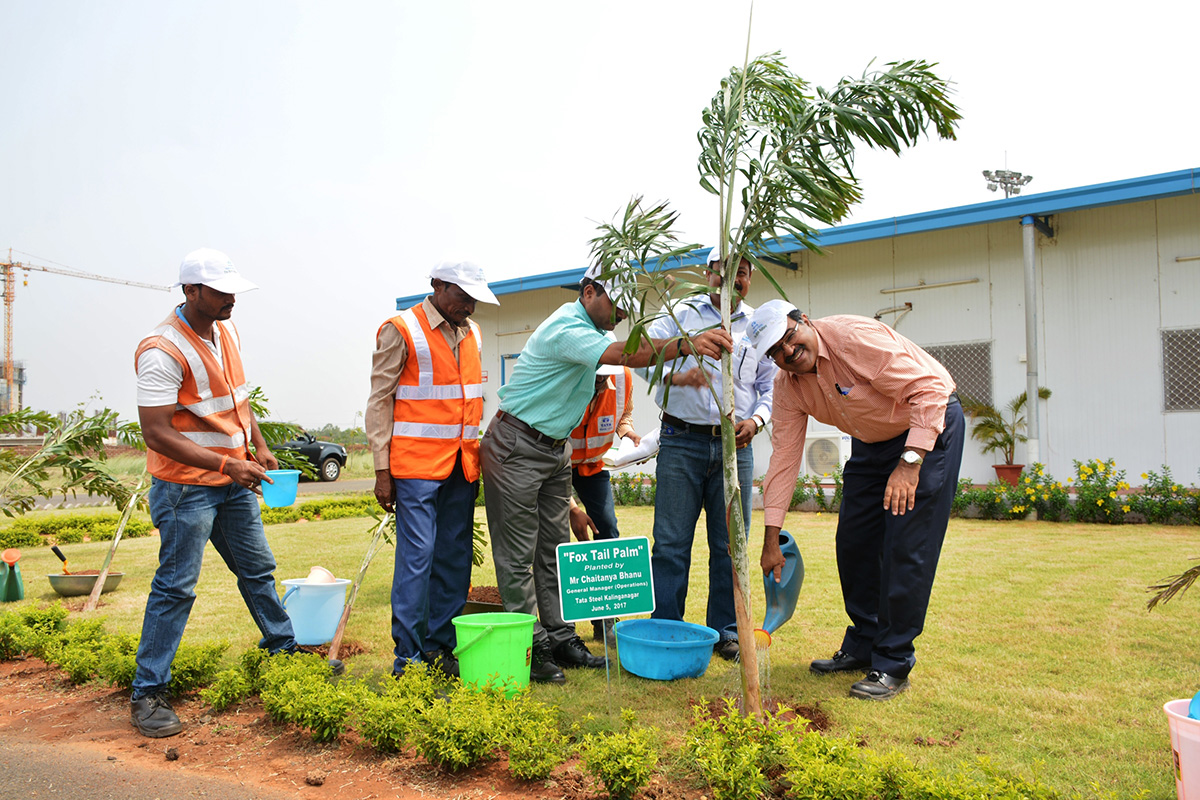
[556,536,655,703]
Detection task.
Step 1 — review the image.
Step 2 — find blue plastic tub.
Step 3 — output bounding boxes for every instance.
[613,619,720,680]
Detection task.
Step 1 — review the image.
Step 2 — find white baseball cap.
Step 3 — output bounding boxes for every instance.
[430,260,499,305]
[705,247,753,270]
[582,262,635,313]
[175,248,258,294]
[745,299,799,362]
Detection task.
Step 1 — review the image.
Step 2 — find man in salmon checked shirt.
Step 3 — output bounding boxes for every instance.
[747,300,964,701]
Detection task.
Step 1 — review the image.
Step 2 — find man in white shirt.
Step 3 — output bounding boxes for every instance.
[131,249,323,738]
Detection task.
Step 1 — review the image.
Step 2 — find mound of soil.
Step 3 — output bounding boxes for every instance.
[468,585,503,604]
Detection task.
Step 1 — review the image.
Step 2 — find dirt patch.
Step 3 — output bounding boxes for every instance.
[468,585,503,605]
[0,657,715,800]
[691,693,831,733]
[296,641,372,659]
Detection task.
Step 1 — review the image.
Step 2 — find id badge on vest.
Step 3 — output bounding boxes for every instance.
[597,415,615,435]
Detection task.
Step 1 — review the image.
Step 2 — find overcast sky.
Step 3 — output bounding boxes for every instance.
[2,0,1196,429]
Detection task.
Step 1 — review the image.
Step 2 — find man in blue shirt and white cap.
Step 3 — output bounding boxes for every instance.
[641,248,777,662]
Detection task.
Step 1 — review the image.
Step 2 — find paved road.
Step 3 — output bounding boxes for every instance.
[0,739,294,800]
[31,478,374,510]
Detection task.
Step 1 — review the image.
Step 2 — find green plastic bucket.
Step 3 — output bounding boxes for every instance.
[451,611,535,697]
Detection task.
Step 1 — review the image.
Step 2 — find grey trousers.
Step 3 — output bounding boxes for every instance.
[479,414,574,649]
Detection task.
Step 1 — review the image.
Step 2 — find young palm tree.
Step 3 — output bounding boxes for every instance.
[593,49,960,717]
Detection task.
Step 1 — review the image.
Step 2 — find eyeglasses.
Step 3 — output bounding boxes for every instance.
[765,322,800,360]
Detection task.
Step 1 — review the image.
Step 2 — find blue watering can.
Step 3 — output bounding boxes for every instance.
[754,531,803,648]
[1,549,25,602]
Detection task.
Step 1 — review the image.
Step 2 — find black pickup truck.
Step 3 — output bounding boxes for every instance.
[274,433,348,482]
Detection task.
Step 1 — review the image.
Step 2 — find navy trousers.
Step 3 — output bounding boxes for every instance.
[390,453,477,672]
[834,399,964,678]
[571,468,620,542]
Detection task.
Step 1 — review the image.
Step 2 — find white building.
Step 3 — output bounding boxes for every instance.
[397,168,1200,486]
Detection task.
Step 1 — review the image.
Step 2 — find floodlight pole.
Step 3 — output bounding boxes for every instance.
[982,169,1033,199]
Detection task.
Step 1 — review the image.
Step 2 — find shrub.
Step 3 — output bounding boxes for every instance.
[43,618,109,683]
[1070,458,1127,524]
[167,641,228,693]
[355,663,448,753]
[0,609,37,660]
[20,602,69,637]
[0,512,153,544]
[259,651,348,741]
[199,667,252,711]
[413,683,505,771]
[683,698,798,800]
[0,527,42,549]
[259,496,378,525]
[611,472,656,506]
[581,709,658,800]
[503,695,571,781]
[1128,466,1199,525]
[95,633,139,687]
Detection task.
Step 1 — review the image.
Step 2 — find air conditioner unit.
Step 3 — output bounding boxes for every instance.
[801,431,852,477]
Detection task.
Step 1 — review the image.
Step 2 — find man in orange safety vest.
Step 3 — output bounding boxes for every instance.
[367,260,498,679]
[567,364,639,644]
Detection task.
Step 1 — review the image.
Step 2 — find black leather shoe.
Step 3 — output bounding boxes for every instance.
[553,635,606,669]
[530,642,566,684]
[422,648,459,679]
[131,693,183,738]
[714,638,740,661]
[849,670,910,700]
[809,649,870,675]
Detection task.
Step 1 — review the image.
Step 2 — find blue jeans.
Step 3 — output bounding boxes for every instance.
[132,478,295,699]
[391,457,477,672]
[571,468,619,542]
[650,426,753,640]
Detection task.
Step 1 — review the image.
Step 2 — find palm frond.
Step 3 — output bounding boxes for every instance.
[1148,560,1200,610]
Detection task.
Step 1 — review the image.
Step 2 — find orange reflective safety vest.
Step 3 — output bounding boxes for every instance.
[134,310,254,486]
[569,368,632,477]
[384,305,483,482]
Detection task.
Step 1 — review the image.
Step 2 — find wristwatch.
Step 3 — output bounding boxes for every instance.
[901,449,924,466]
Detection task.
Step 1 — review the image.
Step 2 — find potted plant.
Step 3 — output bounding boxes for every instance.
[961,387,1051,486]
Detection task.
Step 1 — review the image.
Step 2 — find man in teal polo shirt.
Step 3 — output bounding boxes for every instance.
[480,263,732,684]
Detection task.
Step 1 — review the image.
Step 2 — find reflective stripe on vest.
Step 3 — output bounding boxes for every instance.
[386,305,482,482]
[134,312,254,487]
[569,369,630,476]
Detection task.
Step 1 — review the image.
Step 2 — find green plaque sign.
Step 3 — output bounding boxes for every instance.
[556,536,655,623]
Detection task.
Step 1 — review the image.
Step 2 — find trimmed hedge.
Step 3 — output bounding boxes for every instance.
[259,496,378,525]
[0,512,153,548]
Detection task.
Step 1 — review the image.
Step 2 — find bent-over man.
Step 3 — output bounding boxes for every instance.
[748,300,964,701]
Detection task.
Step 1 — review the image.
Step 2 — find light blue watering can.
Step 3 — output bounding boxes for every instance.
[754,531,803,647]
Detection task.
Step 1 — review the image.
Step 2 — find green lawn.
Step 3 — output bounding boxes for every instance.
[7,504,1196,796]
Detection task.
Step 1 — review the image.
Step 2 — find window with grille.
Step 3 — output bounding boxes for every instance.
[923,341,993,407]
[1163,328,1200,412]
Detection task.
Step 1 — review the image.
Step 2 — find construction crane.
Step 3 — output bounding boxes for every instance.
[1,248,172,412]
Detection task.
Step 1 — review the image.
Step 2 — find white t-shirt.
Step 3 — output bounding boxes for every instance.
[135,325,224,407]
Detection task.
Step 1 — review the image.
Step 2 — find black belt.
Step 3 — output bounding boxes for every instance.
[495,410,567,448]
[661,412,722,437]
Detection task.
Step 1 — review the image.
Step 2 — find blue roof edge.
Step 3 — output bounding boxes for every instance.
[396,167,1198,308]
